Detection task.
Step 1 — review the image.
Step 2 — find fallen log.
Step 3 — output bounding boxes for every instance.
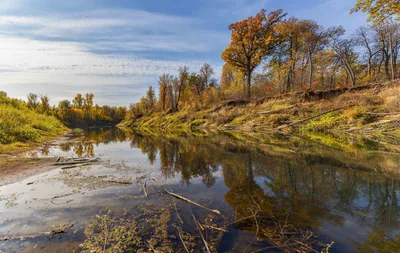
[61,163,93,170]
[257,105,297,115]
[277,104,352,130]
[53,158,100,166]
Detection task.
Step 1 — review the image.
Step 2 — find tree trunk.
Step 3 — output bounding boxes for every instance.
[246,66,252,99]
[308,50,313,90]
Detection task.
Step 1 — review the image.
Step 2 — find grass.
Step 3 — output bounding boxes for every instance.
[0,93,68,155]
[120,83,400,146]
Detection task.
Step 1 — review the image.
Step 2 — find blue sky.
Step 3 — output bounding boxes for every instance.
[0,0,367,106]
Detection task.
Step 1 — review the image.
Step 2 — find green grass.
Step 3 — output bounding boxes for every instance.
[0,94,68,151]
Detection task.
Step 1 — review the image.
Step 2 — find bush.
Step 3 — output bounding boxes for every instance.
[0,99,66,144]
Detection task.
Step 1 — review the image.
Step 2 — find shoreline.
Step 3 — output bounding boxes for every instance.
[0,132,72,186]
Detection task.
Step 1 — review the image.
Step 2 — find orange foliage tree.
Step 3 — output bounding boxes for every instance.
[222,9,286,99]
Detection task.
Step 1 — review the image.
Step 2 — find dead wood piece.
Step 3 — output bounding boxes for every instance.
[203,225,228,232]
[163,189,222,215]
[143,181,148,198]
[257,105,297,115]
[61,163,93,170]
[53,158,100,166]
[103,180,132,185]
[277,103,352,130]
[193,214,211,253]
[0,224,73,241]
[177,227,190,253]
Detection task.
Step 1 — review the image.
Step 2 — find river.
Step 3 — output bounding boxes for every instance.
[1,128,400,252]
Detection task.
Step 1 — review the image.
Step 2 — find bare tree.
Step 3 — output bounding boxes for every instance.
[200,63,215,88]
[355,26,380,78]
[328,27,358,87]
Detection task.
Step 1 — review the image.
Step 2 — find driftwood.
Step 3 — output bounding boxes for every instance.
[163,189,222,215]
[277,104,352,130]
[0,224,73,241]
[61,163,93,170]
[257,105,297,115]
[143,181,148,198]
[54,157,100,166]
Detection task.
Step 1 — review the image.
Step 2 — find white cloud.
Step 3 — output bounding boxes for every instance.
[0,36,222,106]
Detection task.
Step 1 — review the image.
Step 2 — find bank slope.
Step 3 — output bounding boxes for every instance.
[0,92,67,154]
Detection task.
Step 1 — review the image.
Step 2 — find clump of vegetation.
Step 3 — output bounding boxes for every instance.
[80,205,174,253]
[0,92,67,146]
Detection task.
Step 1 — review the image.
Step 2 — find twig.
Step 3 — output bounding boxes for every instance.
[177,227,190,253]
[143,181,148,198]
[174,201,184,225]
[193,214,211,253]
[203,225,228,232]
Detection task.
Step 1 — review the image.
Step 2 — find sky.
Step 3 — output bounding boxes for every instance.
[0,0,368,106]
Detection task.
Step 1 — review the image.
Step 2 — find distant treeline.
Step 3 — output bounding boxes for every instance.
[25,92,127,127]
[125,2,399,122]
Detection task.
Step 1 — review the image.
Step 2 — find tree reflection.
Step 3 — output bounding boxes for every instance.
[58,128,400,248]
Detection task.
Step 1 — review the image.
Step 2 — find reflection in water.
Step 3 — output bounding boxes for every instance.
[55,128,400,251]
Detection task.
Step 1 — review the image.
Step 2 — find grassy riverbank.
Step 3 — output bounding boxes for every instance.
[119,81,400,148]
[0,92,68,156]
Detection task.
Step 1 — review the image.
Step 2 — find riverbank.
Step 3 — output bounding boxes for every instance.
[119,81,400,149]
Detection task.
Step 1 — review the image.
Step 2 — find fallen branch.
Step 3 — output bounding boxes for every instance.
[103,180,132,185]
[203,225,228,233]
[193,214,211,253]
[177,227,190,253]
[60,163,93,170]
[163,189,222,215]
[257,105,297,115]
[277,104,352,130]
[54,158,100,166]
[0,224,73,241]
[143,181,148,198]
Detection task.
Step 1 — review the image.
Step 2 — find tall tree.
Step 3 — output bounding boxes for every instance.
[40,95,50,113]
[199,63,215,88]
[301,20,327,89]
[84,93,94,120]
[158,74,172,111]
[351,0,400,24]
[27,93,39,109]
[328,27,359,87]
[173,66,189,110]
[355,26,380,79]
[73,94,84,109]
[222,9,286,98]
[146,86,156,111]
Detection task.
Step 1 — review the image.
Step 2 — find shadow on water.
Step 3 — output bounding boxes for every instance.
[1,127,400,252]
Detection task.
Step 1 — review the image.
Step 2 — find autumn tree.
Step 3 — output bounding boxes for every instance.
[27,93,39,109]
[200,63,215,89]
[355,26,380,79]
[222,9,286,98]
[328,27,359,87]
[145,86,156,112]
[73,94,84,109]
[351,0,400,24]
[301,21,327,89]
[40,95,50,113]
[173,66,189,110]
[158,74,173,111]
[84,93,94,120]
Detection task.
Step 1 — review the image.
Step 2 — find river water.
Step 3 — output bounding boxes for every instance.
[0,128,400,252]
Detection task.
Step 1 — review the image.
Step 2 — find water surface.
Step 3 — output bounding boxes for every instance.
[1,128,400,252]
